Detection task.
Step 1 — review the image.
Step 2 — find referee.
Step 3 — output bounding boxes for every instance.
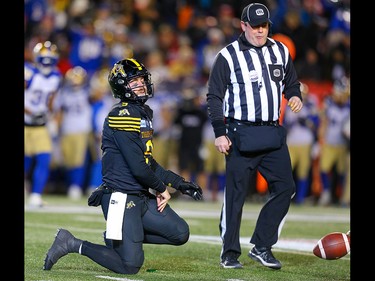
[206,3,303,270]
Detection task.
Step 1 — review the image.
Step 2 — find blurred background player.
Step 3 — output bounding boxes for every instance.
[201,118,226,202]
[174,88,208,196]
[340,114,350,207]
[87,68,116,194]
[317,76,350,206]
[283,82,320,204]
[54,66,92,200]
[25,41,62,207]
[144,49,180,175]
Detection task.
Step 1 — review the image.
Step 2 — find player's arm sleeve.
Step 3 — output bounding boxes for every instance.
[150,159,184,189]
[206,54,231,138]
[110,112,167,193]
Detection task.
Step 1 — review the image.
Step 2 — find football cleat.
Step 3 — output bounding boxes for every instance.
[43,229,82,270]
[220,256,243,269]
[248,246,281,269]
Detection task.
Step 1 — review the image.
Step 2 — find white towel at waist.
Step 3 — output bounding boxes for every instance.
[106,192,127,240]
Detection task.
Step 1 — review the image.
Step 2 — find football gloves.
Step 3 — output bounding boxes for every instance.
[178,180,203,200]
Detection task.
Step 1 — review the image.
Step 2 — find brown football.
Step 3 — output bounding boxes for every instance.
[313,232,350,260]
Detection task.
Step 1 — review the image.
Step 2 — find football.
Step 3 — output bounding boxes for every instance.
[313,232,350,260]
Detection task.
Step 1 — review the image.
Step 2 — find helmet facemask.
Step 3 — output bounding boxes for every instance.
[123,73,154,103]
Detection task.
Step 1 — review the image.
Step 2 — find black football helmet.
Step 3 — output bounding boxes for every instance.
[108,58,154,103]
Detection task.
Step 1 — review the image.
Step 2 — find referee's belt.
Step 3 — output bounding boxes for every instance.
[226,118,279,127]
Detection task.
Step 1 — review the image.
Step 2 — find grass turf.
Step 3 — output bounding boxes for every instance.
[25,195,350,281]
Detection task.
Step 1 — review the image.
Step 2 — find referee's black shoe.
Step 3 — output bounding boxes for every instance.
[220,256,243,269]
[248,246,282,269]
[43,229,82,270]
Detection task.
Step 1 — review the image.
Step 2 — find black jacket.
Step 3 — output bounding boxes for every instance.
[101,100,183,194]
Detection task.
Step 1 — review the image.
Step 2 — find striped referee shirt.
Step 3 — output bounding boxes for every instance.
[207,32,301,138]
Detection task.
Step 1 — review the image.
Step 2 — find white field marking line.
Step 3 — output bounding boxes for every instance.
[95,275,245,281]
[25,205,350,222]
[95,276,143,281]
[95,274,244,281]
[189,235,318,253]
[26,219,319,254]
[26,220,319,253]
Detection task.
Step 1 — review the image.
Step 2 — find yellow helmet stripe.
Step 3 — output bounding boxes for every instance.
[128,58,143,70]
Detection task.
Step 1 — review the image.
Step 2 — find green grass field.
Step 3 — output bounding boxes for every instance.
[25,195,350,281]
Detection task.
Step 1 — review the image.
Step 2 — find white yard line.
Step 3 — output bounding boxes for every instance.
[25,204,349,255]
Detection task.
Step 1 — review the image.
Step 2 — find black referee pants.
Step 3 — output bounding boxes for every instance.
[220,124,295,260]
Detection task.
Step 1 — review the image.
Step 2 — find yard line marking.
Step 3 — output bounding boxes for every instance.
[95,275,143,281]
[189,235,318,253]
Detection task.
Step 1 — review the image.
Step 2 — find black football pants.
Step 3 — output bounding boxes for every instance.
[81,192,189,274]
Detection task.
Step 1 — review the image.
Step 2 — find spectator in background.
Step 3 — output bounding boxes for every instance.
[106,23,134,67]
[54,66,92,200]
[295,48,323,81]
[318,76,350,206]
[277,9,309,63]
[156,23,180,65]
[216,3,241,44]
[168,35,198,82]
[199,27,226,81]
[24,0,48,41]
[129,19,157,60]
[25,41,62,207]
[185,12,209,50]
[68,17,106,77]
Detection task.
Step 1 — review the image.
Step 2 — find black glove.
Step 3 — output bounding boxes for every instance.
[31,113,47,125]
[178,180,203,200]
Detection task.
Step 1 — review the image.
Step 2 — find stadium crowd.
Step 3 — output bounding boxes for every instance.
[24,0,350,207]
